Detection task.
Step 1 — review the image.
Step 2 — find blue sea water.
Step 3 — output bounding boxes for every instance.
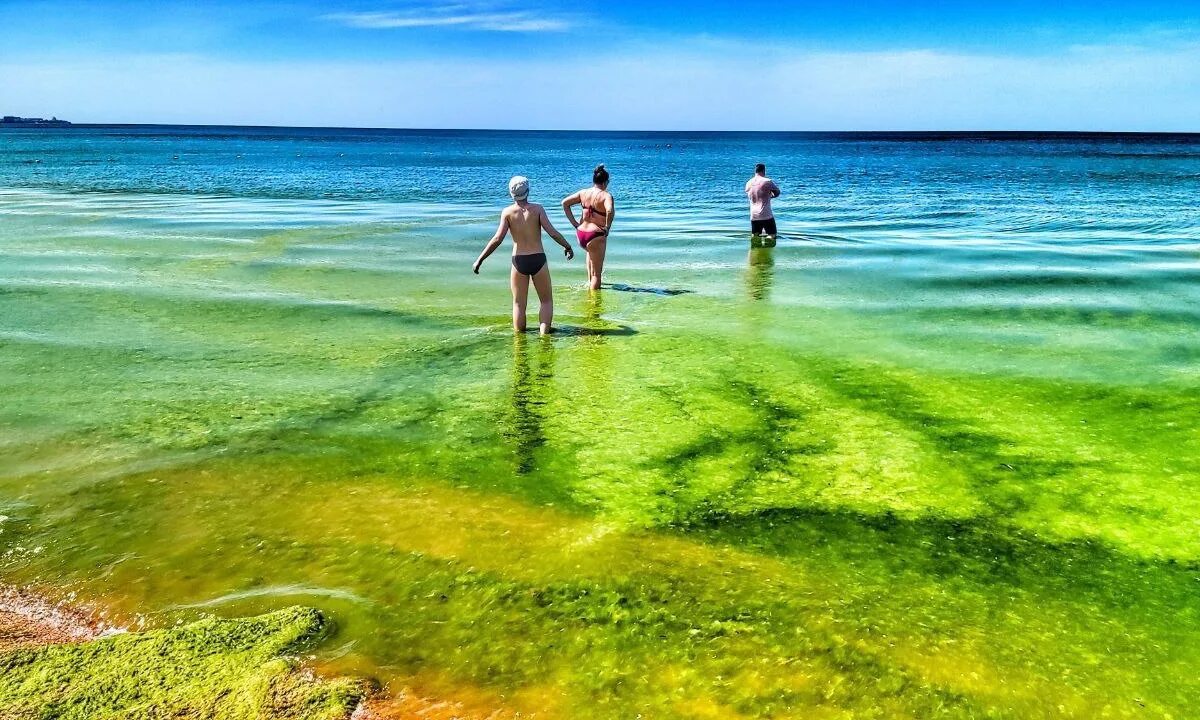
[4,127,1200,239]
[3,126,1199,385]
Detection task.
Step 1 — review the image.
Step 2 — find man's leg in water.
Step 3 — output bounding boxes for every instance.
[530,264,554,334]
[586,237,607,291]
[510,265,529,331]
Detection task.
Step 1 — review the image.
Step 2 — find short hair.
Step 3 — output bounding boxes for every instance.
[593,164,609,186]
[755,163,766,175]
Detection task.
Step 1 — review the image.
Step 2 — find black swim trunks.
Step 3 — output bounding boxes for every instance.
[512,252,547,276]
[751,217,778,236]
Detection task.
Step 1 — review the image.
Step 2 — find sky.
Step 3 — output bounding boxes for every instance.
[1,0,1199,130]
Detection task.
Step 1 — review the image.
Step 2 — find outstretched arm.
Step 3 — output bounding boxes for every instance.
[473,214,509,274]
[540,206,574,260]
[561,191,582,229]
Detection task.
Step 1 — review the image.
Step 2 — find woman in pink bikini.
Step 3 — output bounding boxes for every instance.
[562,164,614,291]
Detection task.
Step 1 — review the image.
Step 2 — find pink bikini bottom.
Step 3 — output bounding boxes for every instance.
[577,228,606,249]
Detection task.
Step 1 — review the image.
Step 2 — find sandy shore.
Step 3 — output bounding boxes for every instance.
[0,585,110,652]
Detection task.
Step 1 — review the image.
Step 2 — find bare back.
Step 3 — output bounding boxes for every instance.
[577,188,612,233]
[502,202,550,255]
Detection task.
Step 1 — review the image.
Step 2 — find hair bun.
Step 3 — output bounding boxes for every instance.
[592,164,610,185]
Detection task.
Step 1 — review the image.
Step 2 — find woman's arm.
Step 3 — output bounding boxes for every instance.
[472,214,509,273]
[540,206,575,260]
[561,191,582,229]
[603,193,615,234]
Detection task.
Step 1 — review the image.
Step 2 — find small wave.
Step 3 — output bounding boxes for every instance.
[918,272,1139,289]
[0,188,455,229]
[170,585,369,609]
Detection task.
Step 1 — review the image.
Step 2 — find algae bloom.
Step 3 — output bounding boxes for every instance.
[3,129,1200,718]
[0,607,362,720]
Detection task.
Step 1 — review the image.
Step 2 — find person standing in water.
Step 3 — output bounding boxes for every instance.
[562,164,615,291]
[745,163,780,241]
[473,176,574,335]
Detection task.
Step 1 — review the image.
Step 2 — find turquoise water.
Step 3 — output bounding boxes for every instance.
[2,128,1200,718]
[5,128,1198,384]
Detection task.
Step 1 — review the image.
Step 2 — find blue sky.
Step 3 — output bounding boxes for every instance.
[2,0,1198,130]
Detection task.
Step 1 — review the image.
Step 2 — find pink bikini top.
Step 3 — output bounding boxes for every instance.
[582,192,608,224]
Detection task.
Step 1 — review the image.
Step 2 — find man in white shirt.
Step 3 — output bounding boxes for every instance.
[745,163,781,240]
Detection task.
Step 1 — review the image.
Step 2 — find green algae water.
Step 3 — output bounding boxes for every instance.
[2,127,1199,718]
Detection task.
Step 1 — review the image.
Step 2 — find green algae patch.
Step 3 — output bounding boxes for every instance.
[6,189,1200,717]
[0,606,363,720]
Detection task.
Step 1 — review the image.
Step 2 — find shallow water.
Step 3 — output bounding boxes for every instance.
[2,128,1199,718]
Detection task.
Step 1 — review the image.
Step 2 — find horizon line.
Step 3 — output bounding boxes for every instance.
[8,122,1200,135]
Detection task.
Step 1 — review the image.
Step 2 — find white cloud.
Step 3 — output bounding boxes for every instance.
[322,5,569,32]
[4,37,1200,130]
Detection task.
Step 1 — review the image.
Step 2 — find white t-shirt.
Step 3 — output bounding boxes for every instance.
[745,175,780,220]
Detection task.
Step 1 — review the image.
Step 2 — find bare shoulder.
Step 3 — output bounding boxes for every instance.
[528,202,546,213]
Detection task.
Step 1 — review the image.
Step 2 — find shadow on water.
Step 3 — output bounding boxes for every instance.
[553,292,639,337]
[504,333,556,475]
[551,324,638,337]
[746,246,775,301]
[604,283,692,296]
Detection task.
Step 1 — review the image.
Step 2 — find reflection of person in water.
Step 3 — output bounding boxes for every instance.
[582,290,605,327]
[506,333,555,475]
[746,245,775,302]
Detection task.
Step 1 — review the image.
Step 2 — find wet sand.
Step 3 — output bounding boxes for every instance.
[0,585,106,652]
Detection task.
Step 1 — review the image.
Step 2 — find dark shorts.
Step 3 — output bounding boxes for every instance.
[751,218,777,236]
[512,252,547,276]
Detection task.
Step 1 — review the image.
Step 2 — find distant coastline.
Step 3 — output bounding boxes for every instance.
[2,123,1198,141]
[1,115,72,128]
[0,117,1196,137]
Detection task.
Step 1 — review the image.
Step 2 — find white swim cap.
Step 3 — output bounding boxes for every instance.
[508,175,529,201]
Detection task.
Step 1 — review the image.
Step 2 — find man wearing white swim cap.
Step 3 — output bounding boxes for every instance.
[473,176,574,334]
[509,175,530,201]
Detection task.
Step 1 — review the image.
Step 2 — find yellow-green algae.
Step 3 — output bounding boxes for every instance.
[0,606,362,719]
[2,191,1200,718]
